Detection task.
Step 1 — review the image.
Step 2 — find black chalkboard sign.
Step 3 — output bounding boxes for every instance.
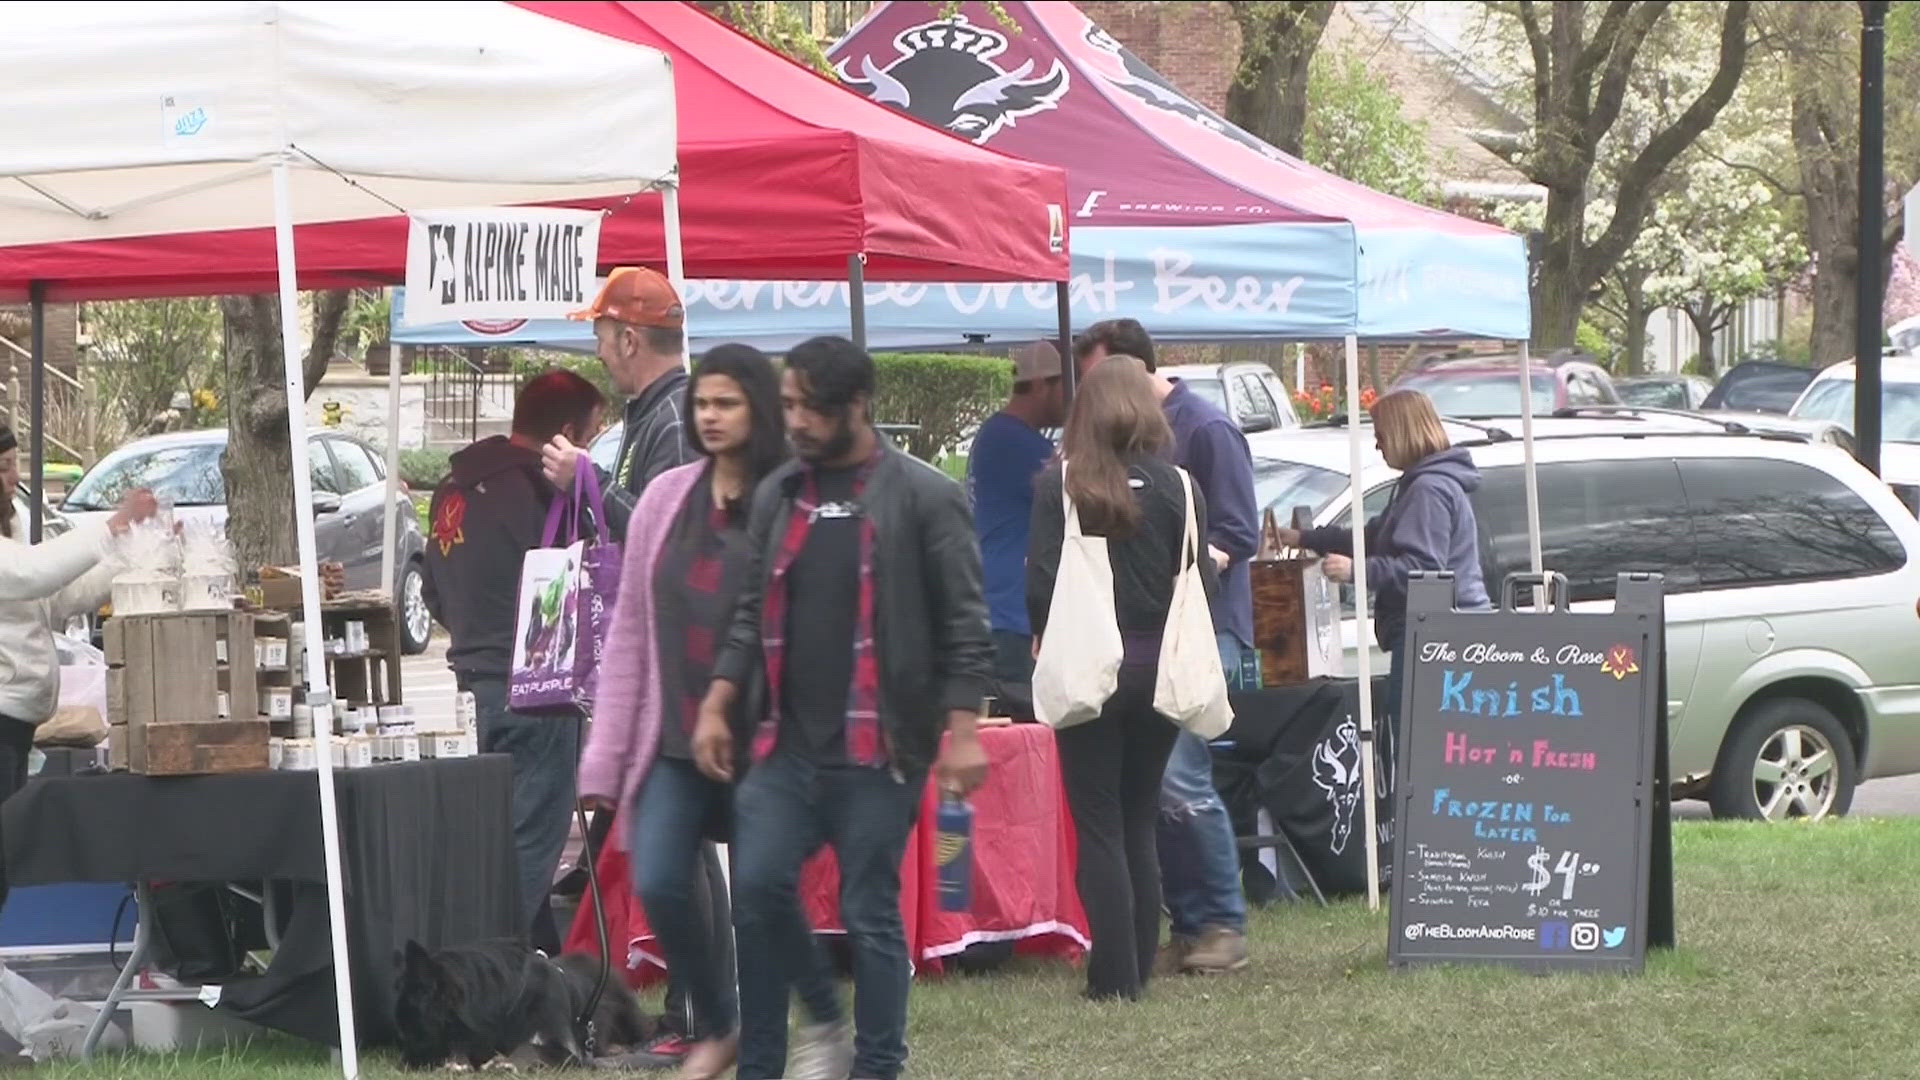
[1388,571,1674,972]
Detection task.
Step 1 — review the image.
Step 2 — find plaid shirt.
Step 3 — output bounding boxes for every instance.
[664,501,735,739]
[755,455,885,767]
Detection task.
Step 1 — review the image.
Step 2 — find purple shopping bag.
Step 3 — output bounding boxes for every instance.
[509,459,621,714]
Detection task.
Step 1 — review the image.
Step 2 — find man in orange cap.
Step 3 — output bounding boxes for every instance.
[542,267,718,1065]
[541,266,695,538]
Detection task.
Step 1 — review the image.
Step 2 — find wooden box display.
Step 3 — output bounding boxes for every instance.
[105,610,273,775]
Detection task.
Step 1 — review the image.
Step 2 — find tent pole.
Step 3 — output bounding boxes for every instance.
[273,161,360,1080]
[1517,340,1544,600]
[1344,333,1380,912]
[661,181,690,367]
[848,254,867,350]
[26,282,45,544]
[1056,280,1073,404]
[379,334,401,621]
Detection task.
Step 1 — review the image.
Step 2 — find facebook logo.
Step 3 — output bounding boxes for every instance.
[1538,921,1571,951]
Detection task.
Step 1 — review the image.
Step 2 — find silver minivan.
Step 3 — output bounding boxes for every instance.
[1249,415,1920,821]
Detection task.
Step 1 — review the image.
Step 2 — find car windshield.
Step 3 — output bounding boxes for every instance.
[1252,459,1350,520]
[1396,372,1555,417]
[1618,380,1688,408]
[63,442,227,510]
[1791,380,1920,442]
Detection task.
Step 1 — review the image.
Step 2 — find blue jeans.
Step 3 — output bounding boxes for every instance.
[732,749,924,1080]
[460,674,578,952]
[1155,634,1250,937]
[629,756,738,1039]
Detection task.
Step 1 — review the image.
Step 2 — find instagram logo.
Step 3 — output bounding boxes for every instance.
[1570,923,1601,951]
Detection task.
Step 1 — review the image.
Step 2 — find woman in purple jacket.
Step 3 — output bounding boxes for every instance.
[578,346,843,1080]
[1274,389,1488,735]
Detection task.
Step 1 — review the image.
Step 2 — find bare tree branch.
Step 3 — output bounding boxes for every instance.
[1584,0,1751,289]
[1516,1,1555,124]
[1699,147,1803,197]
[1572,1,1638,89]
[1583,0,1674,150]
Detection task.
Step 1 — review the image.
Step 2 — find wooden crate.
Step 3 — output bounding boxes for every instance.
[104,611,272,774]
[118,719,270,775]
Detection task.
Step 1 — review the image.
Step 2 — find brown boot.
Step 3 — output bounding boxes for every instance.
[1153,933,1196,977]
[677,1034,738,1080]
[1182,926,1249,974]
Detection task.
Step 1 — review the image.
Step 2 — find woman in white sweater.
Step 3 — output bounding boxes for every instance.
[0,424,155,907]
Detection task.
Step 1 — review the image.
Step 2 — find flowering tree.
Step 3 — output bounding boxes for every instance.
[1472,1,1753,350]
[1639,158,1807,374]
[1302,48,1438,205]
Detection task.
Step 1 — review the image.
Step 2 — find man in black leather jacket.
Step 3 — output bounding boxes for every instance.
[692,336,992,1080]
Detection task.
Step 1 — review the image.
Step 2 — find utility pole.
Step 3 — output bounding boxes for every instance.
[1857,0,1888,475]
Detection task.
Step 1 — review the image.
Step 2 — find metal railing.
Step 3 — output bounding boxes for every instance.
[0,334,92,464]
[417,345,519,445]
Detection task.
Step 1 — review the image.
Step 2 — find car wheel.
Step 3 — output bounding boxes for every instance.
[399,560,432,656]
[1708,697,1857,822]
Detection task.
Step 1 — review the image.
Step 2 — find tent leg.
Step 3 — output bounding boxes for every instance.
[1056,280,1073,404]
[1517,341,1544,598]
[273,161,360,1080]
[661,182,690,366]
[1343,334,1380,912]
[848,254,867,351]
[26,282,45,544]
[379,339,401,615]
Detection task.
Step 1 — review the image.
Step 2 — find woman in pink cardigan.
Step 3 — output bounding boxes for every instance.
[578,345,840,1080]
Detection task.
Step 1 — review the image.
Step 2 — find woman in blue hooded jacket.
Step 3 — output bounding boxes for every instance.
[1274,389,1488,734]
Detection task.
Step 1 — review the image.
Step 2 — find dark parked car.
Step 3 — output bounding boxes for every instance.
[1700,360,1816,416]
[62,429,432,653]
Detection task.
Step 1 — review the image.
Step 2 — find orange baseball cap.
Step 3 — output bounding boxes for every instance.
[568,266,684,329]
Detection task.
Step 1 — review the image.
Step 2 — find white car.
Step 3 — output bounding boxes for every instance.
[1788,357,1920,511]
[1164,362,1299,434]
[1249,413,1920,821]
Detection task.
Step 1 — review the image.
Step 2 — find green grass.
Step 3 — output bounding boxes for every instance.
[40,818,1920,1079]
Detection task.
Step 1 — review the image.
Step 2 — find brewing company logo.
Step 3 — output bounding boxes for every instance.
[836,17,1069,144]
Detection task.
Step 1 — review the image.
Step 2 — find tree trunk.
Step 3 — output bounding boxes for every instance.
[1793,89,1859,367]
[1223,1,1335,158]
[1684,302,1722,376]
[1621,279,1649,376]
[219,291,349,576]
[1531,180,1589,350]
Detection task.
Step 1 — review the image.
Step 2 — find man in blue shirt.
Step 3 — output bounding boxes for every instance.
[1074,319,1258,976]
[967,341,1065,707]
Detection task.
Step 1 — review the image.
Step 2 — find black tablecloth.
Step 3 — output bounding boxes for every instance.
[1213,679,1394,898]
[3,756,519,1047]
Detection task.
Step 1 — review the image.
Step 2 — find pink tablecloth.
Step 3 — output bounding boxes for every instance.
[566,723,1088,981]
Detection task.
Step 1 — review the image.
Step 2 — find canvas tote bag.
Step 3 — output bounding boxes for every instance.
[1154,467,1233,737]
[1032,465,1124,729]
[509,459,622,714]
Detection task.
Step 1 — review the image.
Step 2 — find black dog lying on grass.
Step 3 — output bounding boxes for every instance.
[394,939,653,1070]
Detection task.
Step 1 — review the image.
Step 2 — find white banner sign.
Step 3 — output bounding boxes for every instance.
[403,208,601,326]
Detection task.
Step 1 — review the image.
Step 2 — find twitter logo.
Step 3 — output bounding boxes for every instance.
[1602,926,1627,949]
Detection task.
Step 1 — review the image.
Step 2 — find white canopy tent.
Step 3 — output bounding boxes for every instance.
[0,3,680,1075]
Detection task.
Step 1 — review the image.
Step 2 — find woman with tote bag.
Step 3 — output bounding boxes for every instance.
[1026,355,1219,1001]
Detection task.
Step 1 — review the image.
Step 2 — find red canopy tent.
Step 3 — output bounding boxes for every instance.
[0,0,1070,301]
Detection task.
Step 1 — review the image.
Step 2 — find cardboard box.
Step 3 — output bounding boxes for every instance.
[280,738,317,771]
[259,688,293,719]
[397,734,421,763]
[421,732,476,759]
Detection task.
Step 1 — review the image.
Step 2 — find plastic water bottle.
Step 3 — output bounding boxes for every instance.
[935,795,974,913]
